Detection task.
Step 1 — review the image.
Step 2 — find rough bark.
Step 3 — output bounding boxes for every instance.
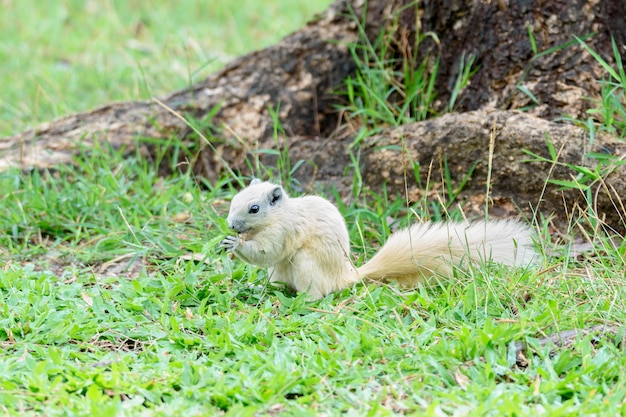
[1,0,625,229]
[418,0,626,120]
[268,110,626,231]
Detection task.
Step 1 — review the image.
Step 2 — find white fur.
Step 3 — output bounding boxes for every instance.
[221,181,537,299]
[221,181,358,299]
[357,220,536,286]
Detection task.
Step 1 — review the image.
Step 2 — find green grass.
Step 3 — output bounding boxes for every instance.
[2,150,626,415]
[575,36,626,138]
[0,0,331,136]
[2,2,626,416]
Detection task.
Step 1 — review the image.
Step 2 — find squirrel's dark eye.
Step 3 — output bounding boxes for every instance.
[249,205,260,214]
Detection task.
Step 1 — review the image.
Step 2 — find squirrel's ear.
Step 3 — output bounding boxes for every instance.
[269,186,283,205]
[250,178,262,186]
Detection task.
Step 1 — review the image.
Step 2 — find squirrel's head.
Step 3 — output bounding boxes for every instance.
[226,179,287,234]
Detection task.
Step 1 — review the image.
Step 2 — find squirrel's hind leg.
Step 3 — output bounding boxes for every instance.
[290,251,359,300]
[288,254,328,300]
[278,251,342,300]
[267,262,323,299]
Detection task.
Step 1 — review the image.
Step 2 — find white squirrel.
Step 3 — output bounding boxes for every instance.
[219,179,536,299]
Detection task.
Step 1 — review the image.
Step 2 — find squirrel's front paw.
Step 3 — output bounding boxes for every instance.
[219,235,240,252]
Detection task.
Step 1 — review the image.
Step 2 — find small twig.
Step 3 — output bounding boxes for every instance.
[511,324,624,359]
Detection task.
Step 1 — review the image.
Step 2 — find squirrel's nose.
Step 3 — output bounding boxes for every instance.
[229,220,248,233]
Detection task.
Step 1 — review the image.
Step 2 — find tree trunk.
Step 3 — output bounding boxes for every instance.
[279,110,626,231]
[1,0,624,230]
[419,0,626,119]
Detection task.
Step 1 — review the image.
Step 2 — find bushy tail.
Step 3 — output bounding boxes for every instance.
[356,220,536,287]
